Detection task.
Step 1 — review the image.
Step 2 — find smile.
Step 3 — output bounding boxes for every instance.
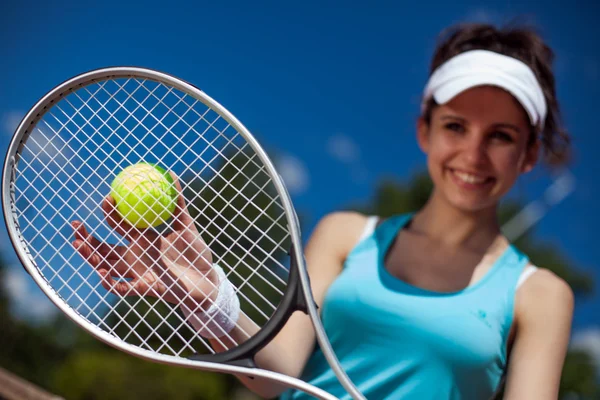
[448,168,495,189]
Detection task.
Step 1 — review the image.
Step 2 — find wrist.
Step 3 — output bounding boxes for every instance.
[180,264,240,339]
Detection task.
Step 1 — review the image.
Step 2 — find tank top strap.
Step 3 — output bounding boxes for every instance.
[344,213,413,267]
[372,213,414,255]
[356,215,379,243]
[490,244,531,288]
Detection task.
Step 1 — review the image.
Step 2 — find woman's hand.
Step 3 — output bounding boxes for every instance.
[71,173,218,311]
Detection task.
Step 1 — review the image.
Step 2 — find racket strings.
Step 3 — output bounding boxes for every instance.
[18,199,214,356]
[18,135,283,350]
[77,77,290,251]
[18,191,218,355]
[13,76,293,357]
[24,78,288,279]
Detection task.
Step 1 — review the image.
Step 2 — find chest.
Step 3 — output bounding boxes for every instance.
[384,233,494,293]
[323,259,509,371]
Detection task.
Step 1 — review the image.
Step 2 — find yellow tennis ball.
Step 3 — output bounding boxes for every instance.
[110,163,177,229]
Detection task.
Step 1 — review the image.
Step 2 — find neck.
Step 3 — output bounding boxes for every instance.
[410,189,502,251]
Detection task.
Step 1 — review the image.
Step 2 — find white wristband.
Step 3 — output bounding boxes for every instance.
[181,264,240,339]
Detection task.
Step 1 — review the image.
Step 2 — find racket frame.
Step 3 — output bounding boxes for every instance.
[2,67,364,400]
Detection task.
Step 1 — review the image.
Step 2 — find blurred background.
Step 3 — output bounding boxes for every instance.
[0,1,598,399]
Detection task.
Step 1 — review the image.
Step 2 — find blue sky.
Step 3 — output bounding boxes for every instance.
[1,0,599,363]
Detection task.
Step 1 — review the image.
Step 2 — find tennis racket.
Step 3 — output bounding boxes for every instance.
[2,67,365,400]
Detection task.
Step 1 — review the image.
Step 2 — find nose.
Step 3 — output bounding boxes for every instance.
[463,136,488,166]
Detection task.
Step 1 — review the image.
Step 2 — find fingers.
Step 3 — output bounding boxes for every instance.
[72,220,101,248]
[98,196,165,282]
[71,221,131,280]
[102,195,163,247]
[169,172,196,232]
[104,171,196,235]
[97,269,163,299]
[73,234,145,298]
[72,230,123,294]
[97,269,136,297]
[72,221,108,269]
[102,196,138,240]
[166,171,213,267]
[72,220,125,259]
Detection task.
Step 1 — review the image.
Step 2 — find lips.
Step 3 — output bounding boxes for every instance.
[448,168,495,190]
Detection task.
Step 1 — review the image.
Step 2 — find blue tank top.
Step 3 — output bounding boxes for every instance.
[280,213,529,400]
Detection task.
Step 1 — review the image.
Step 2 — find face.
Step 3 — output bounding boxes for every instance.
[417,85,539,212]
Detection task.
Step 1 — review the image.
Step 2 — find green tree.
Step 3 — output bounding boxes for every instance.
[0,263,70,391]
[559,350,600,399]
[182,145,292,344]
[52,349,229,400]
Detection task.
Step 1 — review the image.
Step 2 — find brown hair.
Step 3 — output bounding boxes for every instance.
[422,22,571,167]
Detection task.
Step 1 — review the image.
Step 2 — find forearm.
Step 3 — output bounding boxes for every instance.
[209,312,316,399]
[183,213,354,397]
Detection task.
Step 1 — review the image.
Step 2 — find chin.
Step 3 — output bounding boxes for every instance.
[446,195,499,213]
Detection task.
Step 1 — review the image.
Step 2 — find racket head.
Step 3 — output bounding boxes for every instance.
[2,66,309,366]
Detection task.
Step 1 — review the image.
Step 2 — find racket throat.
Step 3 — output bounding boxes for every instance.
[188,245,316,370]
[288,245,317,315]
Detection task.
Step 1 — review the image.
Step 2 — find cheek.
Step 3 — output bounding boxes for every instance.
[426,134,454,164]
[491,147,525,173]
[424,139,455,186]
[425,145,446,178]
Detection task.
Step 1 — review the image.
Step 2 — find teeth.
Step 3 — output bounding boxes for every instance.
[453,170,487,184]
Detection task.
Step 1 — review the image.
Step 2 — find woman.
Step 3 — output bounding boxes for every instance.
[72,22,574,399]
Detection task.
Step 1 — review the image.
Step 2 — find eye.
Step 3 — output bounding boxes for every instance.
[444,122,464,133]
[490,131,514,142]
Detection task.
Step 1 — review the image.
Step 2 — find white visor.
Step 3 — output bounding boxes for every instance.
[422,50,547,130]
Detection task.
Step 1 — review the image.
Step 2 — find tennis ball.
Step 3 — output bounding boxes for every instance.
[110,163,177,229]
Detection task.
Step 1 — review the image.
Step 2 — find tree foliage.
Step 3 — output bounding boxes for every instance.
[559,350,600,399]
[52,349,229,400]
[0,264,69,391]
[182,145,291,333]
[0,165,596,400]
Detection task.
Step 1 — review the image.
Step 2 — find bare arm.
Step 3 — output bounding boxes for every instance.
[209,211,369,398]
[502,269,574,400]
[75,176,368,399]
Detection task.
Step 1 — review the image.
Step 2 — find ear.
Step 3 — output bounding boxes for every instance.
[416,117,430,154]
[520,137,540,173]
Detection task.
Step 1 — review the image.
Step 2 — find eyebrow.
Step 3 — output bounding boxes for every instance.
[492,123,523,134]
[440,115,466,122]
[439,115,523,134]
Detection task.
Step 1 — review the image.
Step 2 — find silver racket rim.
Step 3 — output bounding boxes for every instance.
[2,66,363,400]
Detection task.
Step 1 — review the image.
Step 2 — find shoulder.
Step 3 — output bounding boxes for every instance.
[315,210,371,229]
[307,211,374,260]
[515,267,574,331]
